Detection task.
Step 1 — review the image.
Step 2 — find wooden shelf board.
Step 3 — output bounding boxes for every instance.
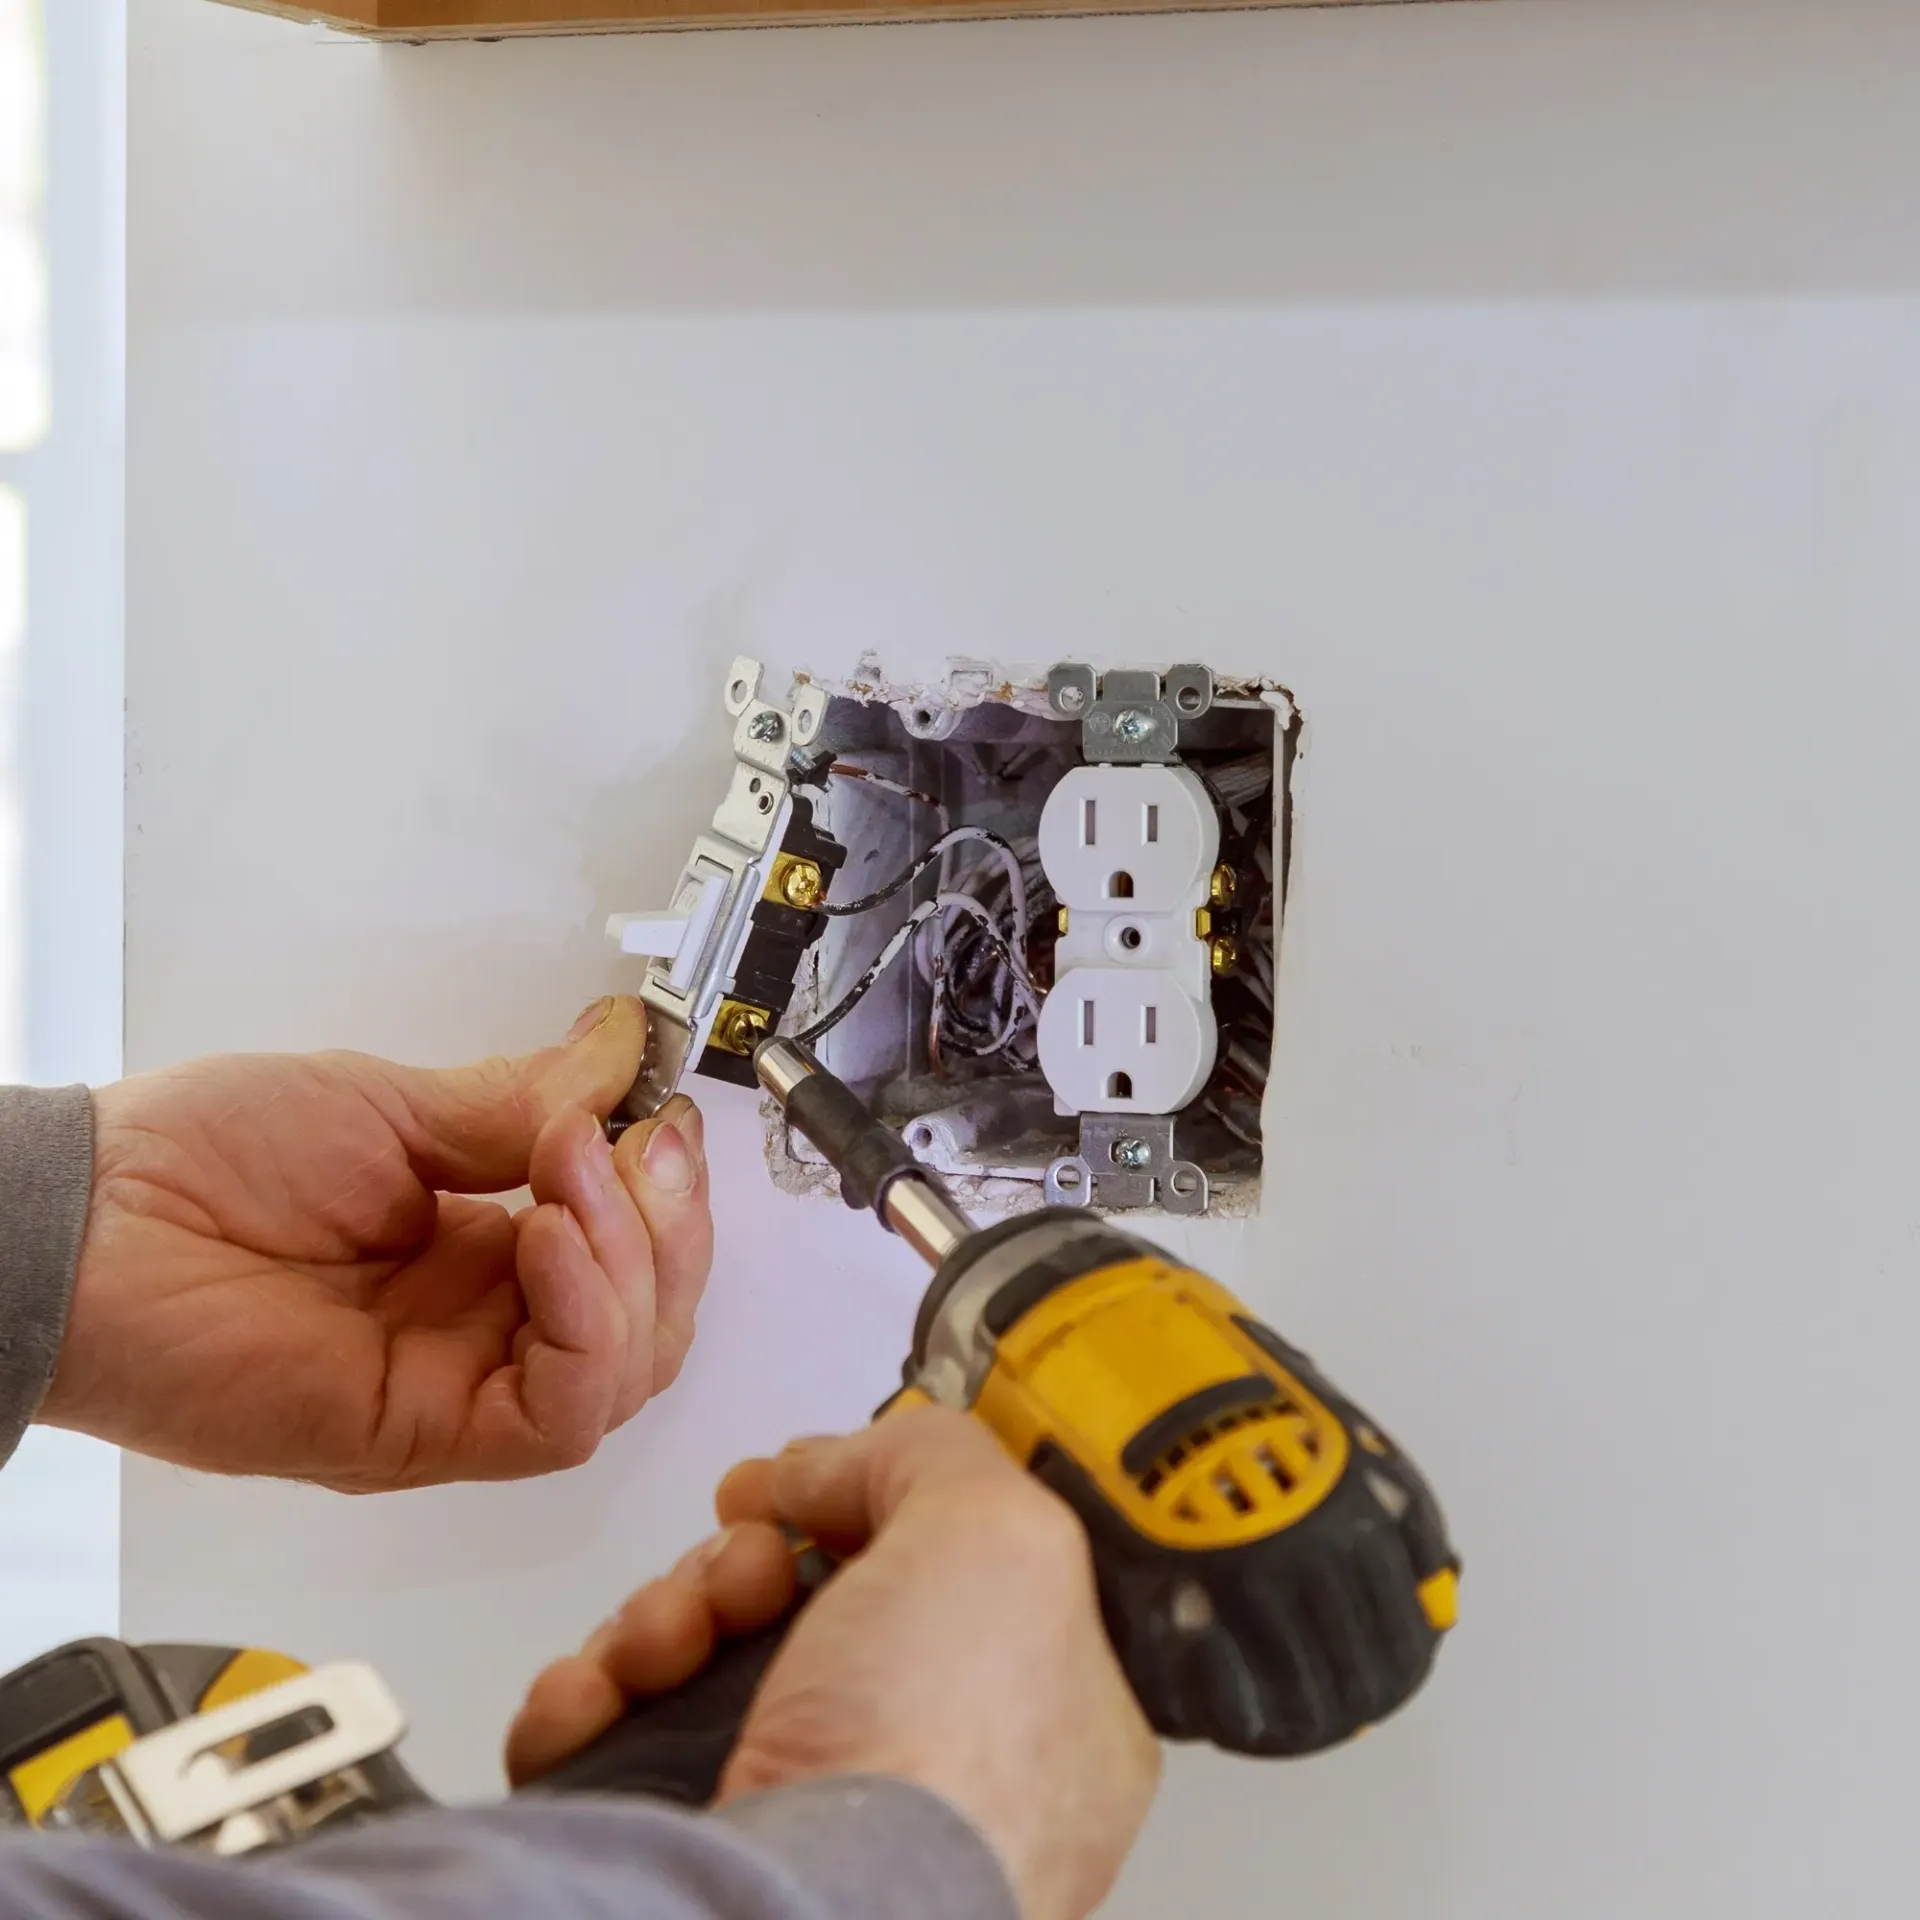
[215,0,1450,43]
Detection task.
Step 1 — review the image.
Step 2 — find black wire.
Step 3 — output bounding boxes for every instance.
[819,827,1025,920]
[792,944,901,1042]
[795,897,1039,1047]
[931,879,1034,1055]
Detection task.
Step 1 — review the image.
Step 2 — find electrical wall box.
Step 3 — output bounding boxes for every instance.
[608,656,1295,1219]
[213,2,1423,46]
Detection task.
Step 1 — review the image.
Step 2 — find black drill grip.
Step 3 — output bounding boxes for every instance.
[529,1620,787,1806]
[528,1546,834,1807]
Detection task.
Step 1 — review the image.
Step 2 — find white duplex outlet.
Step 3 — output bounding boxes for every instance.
[1036,764,1220,1116]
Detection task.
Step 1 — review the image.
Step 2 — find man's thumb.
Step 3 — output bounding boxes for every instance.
[352,995,647,1193]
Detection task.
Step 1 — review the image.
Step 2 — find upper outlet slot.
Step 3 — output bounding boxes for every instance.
[1040,765,1219,913]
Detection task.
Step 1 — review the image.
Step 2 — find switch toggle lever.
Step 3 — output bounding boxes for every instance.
[606,871,729,993]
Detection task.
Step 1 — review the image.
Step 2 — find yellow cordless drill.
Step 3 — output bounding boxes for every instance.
[541,1038,1458,1800]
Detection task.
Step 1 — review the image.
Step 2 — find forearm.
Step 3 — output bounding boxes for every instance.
[0,1780,1018,1920]
[0,1086,93,1466]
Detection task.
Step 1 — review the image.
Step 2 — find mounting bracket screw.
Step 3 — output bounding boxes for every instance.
[1111,1136,1152,1170]
[747,711,785,743]
[1113,708,1155,745]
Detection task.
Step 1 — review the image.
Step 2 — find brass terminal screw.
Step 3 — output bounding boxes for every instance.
[780,860,825,911]
[1209,935,1240,978]
[1209,863,1238,908]
[713,1002,771,1057]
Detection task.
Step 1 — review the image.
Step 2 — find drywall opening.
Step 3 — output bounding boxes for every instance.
[764,657,1297,1218]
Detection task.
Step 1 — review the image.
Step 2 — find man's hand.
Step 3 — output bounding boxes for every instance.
[507,1408,1161,1920]
[39,997,713,1491]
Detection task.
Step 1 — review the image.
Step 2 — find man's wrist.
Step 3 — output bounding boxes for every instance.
[0,1084,95,1466]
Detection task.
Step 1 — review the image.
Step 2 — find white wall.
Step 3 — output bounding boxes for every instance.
[125,1,1920,1912]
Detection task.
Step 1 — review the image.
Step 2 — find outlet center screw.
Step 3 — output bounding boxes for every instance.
[747,710,785,743]
[1113,708,1155,745]
[1112,1137,1152,1170]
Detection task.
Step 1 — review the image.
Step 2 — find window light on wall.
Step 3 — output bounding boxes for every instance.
[0,0,43,1085]
[0,0,47,453]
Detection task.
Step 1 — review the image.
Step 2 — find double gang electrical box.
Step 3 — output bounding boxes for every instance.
[608,657,1294,1219]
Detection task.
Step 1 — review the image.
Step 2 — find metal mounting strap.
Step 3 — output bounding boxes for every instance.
[1046,663,1214,764]
[1046,1114,1209,1215]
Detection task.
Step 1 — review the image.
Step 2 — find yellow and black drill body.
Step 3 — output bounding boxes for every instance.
[896,1208,1457,1755]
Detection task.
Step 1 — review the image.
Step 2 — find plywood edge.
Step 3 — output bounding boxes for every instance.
[215,0,1450,42]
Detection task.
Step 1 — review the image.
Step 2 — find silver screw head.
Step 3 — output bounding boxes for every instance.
[1112,1136,1152,1170]
[1057,683,1087,714]
[1114,707,1154,744]
[747,710,785,743]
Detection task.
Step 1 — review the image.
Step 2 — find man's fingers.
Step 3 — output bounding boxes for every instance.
[593,1527,796,1695]
[460,1203,621,1476]
[714,1456,777,1527]
[351,996,648,1194]
[592,1568,717,1698]
[503,1521,797,1786]
[611,1094,714,1403]
[529,1105,658,1425]
[505,1655,625,1786]
[699,1522,799,1632]
[770,1407,1023,1543]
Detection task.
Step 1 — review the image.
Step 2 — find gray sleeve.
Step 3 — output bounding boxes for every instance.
[0,1086,94,1467]
[0,1779,1019,1920]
